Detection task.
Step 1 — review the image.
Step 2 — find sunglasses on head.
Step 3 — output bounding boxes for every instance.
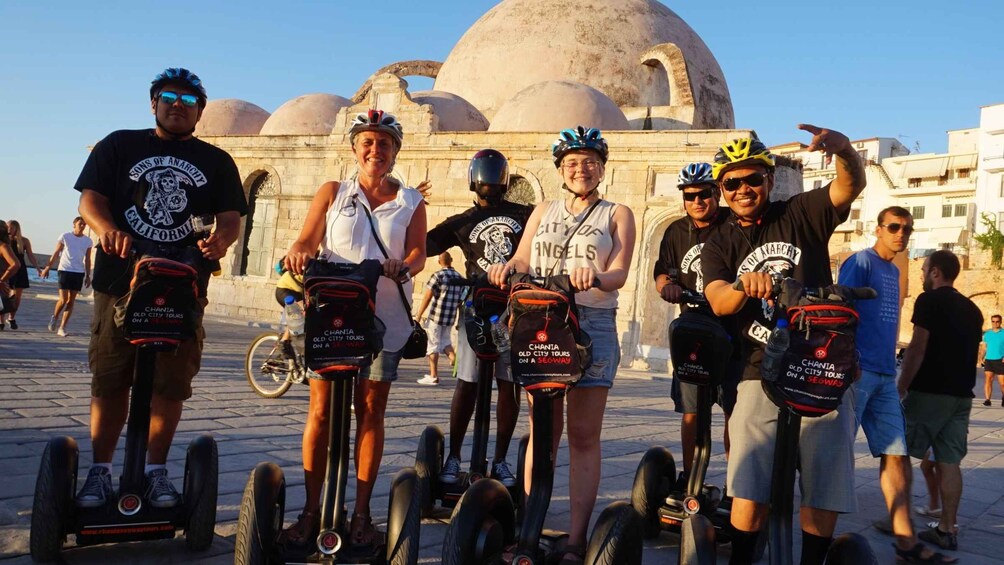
[682,187,715,202]
[881,222,914,235]
[158,91,199,108]
[721,171,767,192]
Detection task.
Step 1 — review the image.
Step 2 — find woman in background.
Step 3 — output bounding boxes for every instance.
[3,220,41,329]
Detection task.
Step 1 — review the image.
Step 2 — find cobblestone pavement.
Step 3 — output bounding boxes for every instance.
[2,283,1003,563]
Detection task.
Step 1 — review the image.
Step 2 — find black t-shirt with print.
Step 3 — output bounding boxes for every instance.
[427,201,533,278]
[74,129,248,296]
[701,186,847,381]
[910,287,983,397]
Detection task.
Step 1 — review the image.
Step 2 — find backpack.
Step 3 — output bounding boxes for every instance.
[302,259,385,375]
[669,308,733,387]
[506,274,592,390]
[462,280,509,360]
[761,281,863,417]
[114,246,204,350]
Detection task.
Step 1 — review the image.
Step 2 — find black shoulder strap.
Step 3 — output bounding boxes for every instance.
[359,196,414,313]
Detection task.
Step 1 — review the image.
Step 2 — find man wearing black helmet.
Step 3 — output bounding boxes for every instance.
[425,149,532,487]
[73,68,247,510]
[701,125,866,565]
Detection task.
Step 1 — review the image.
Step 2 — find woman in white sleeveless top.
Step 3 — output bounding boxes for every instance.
[283,110,427,547]
[488,126,635,563]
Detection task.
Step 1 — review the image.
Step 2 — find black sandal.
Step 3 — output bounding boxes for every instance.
[277,510,319,547]
[558,543,586,564]
[893,542,958,564]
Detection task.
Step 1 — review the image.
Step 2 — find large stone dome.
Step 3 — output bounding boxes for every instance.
[488,81,629,133]
[195,99,270,136]
[411,90,488,131]
[260,93,352,135]
[434,0,733,127]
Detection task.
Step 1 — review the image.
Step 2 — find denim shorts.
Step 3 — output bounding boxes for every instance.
[853,369,909,457]
[361,346,404,383]
[575,306,620,389]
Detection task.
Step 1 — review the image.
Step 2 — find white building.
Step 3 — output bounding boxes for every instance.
[976,103,1004,236]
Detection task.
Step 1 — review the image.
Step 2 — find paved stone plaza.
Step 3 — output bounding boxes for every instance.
[2,283,1003,564]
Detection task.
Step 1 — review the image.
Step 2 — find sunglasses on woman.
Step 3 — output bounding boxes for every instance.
[682,187,714,201]
[158,91,199,108]
[721,171,767,192]
[880,222,914,235]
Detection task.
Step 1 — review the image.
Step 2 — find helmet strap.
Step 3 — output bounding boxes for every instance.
[563,183,597,201]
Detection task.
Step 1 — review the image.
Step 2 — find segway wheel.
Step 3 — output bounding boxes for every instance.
[183,434,219,551]
[678,514,716,565]
[442,478,515,565]
[584,501,643,565]
[234,462,286,565]
[246,332,294,398]
[825,532,877,564]
[386,467,421,565]
[30,436,78,563]
[630,446,676,538]
[415,425,444,517]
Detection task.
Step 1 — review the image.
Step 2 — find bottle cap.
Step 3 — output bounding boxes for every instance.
[776,318,789,329]
[284,295,295,305]
[489,315,499,323]
[466,300,473,307]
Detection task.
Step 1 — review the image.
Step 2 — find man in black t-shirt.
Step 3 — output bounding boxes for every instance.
[898,250,982,553]
[425,149,532,487]
[653,162,739,487]
[702,126,867,565]
[73,68,247,510]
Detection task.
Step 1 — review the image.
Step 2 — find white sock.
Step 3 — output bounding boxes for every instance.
[93,462,112,474]
[145,463,166,475]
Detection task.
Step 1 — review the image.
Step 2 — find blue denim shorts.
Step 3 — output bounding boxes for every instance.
[853,369,909,457]
[361,346,404,383]
[575,306,620,389]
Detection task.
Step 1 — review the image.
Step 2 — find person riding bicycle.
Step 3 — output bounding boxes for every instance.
[653,162,741,490]
[424,148,531,488]
[73,68,247,510]
[281,109,427,548]
[273,258,305,362]
[701,126,866,565]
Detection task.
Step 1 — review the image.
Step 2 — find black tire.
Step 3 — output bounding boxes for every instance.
[515,433,529,518]
[415,425,443,518]
[584,501,643,565]
[630,446,676,539]
[234,462,286,565]
[678,514,716,565]
[245,332,294,398]
[442,478,515,565]
[386,467,421,565]
[183,434,218,551]
[825,532,877,564]
[30,437,78,563]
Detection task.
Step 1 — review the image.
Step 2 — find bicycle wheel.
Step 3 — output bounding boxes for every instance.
[245,332,294,398]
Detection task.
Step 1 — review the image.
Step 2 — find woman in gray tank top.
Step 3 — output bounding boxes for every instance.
[488,126,636,563]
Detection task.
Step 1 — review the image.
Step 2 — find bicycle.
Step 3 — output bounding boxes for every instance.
[244,322,308,398]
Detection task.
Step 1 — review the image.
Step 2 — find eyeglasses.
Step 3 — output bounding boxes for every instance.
[561,160,601,171]
[682,187,715,202]
[880,222,914,235]
[721,171,767,192]
[158,91,199,108]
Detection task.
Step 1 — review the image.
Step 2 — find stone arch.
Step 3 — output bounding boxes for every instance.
[239,168,281,277]
[352,60,443,103]
[506,165,545,204]
[634,208,686,368]
[640,43,696,108]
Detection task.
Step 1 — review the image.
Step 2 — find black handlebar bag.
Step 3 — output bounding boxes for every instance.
[669,308,732,387]
[303,259,385,376]
[113,247,203,351]
[507,275,592,390]
[463,279,509,360]
[762,285,861,417]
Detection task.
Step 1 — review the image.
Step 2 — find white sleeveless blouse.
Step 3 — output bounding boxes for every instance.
[319,179,423,352]
[529,199,618,309]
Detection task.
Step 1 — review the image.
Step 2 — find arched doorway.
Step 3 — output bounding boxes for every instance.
[240,171,278,277]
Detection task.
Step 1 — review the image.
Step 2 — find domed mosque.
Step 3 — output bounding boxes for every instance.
[197,0,798,370]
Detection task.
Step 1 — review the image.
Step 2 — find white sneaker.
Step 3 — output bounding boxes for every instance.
[57,327,67,337]
[416,375,439,386]
[48,316,57,332]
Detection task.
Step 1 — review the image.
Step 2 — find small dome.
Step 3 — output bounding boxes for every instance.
[195,99,270,136]
[488,81,629,133]
[260,93,353,135]
[411,90,488,131]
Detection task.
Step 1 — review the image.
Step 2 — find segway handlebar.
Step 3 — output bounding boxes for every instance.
[508,272,601,292]
[731,273,876,305]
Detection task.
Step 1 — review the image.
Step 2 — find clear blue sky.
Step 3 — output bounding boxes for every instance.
[3,0,1002,254]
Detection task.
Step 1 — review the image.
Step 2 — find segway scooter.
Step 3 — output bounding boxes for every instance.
[234,259,420,565]
[631,287,765,564]
[736,276,877,565]
[30,242,218,561]
[442,273,641,565]
[415,276,522,516]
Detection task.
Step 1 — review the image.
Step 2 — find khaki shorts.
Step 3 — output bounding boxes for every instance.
[456,321,512,383]
[88,291,206,401]
[903,390,971,465]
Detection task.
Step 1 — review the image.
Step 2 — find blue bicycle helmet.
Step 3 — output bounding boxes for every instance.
[551,126,609,168]
[677,162,715,189]
[150,68,207,105]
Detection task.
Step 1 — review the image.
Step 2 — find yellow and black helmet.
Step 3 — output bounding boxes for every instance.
[711,136,775,180]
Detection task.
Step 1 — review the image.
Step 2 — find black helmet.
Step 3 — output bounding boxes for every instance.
[150,68,207,106]
[469,149,510,192]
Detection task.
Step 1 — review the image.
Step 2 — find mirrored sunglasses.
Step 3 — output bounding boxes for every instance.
[158,91,199,108]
